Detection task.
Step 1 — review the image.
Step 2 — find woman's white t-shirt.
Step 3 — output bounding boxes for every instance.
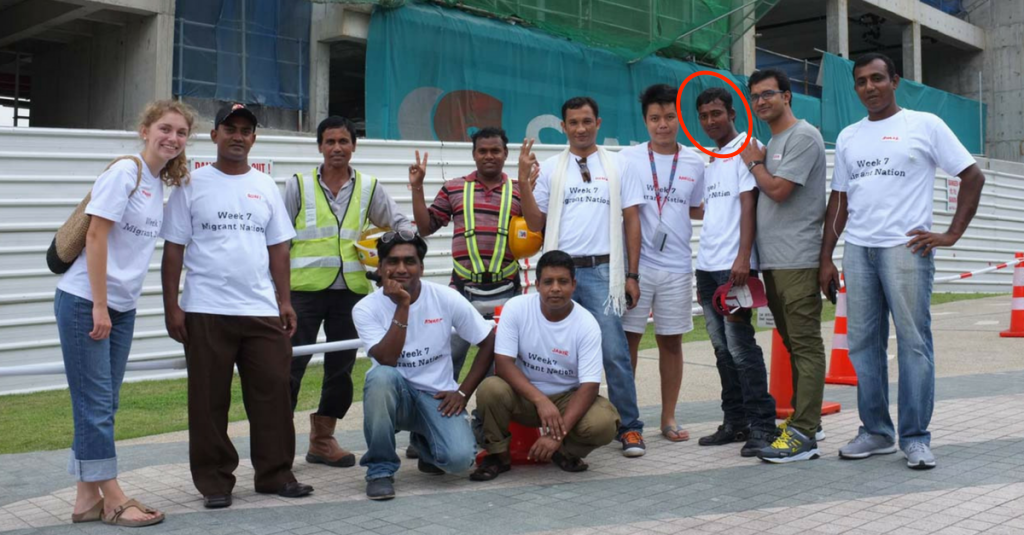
[160,165,296,316]
[353,280,494,395]
[57,156,164,312]
[494,293,603,396]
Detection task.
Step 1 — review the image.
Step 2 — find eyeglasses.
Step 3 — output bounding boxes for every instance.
[750,90,786,102]
[380,229,419,244]
[575,157,592,183]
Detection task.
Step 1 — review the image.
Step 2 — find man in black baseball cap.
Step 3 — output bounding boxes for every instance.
[214,102,259,129]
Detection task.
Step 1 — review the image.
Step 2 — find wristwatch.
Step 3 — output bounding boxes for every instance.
[747,160,763,172]
[626,272,640,282]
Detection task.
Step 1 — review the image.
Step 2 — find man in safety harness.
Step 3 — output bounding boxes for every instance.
[284,116,415,469]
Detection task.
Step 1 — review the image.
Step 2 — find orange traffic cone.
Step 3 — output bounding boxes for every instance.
[768,328,841,418]
[1000,252,1024,338]
[826,276,857,385]
[475,304,545,466]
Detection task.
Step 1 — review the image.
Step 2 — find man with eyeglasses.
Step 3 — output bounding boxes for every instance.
[284,116,415,471]
[517,96,647,457]
[821,53,984,469]
[739,69,828,464]
[353,230,497,500]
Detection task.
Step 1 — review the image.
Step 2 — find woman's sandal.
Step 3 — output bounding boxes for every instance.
[551,451,589,473]
[661,425,690,442]
[469,455,511,481]
[101,499,165,528]
[70,499,103,523]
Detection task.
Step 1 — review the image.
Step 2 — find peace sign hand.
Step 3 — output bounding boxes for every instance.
[518,138,540,190]
[409,150,429,189]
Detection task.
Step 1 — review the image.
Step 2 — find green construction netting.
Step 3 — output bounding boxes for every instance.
[313,0,779,67]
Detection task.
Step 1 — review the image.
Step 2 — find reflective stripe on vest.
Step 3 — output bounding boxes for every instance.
[453,179,518,284]
[290,168,377,294]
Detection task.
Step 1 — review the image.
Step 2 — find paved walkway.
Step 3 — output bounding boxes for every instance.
[1,297,1023,534]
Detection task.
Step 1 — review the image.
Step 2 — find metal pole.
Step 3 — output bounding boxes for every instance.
[804,59,809,94]
[241,0,247,103]
[978,71,984,156]
[298,45,303,131]
[177,19,184,101]
[13,52,20,127]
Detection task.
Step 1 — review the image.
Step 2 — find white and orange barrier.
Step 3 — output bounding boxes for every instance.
[825,275,857,386]
[1001,252,1024,338]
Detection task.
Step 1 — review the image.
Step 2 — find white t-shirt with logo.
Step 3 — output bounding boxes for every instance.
[160,165,296,316]
[619,142,704,274]
[353,280,494,395]
[832,110,976,248]
[58,156,164,312]
[697,133,762,272]
[494,293,603,396]
[534,150,644,256]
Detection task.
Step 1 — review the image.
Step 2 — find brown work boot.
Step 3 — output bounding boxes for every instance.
[305,414,356,467]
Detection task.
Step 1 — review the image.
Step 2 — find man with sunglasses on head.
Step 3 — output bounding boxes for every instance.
[518,96,647,457]
[284,116,414,471]
[353,230,497,501]
[738,69,828,464]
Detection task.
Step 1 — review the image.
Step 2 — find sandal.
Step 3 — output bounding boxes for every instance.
[551,451,588,473]
[71,499,103,523]
[469,454,511,481]
[661,425,690,442]
[101,499,165,528]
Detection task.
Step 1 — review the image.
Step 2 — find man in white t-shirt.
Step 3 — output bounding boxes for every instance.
[693,87,777,457]
[820,54,985,469]
[470,250,619,481]
[352,231,497,501]
[160,103,312,508]
[620,84,705,444]
[518,96,646,457]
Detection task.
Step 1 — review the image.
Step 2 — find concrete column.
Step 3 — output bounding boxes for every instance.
[730,0,756,76]
[309,39,331,130]
[826,0,850,58]
[902,20,923,81]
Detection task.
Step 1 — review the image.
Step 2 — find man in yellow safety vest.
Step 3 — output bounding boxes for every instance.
[285,116,415,469]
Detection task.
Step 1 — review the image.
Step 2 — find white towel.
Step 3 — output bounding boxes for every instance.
[543,147,626,315]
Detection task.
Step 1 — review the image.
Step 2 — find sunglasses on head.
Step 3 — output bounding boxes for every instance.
[380,229,419,244]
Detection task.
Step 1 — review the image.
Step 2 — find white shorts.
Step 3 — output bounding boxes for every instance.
[621,265,694,336]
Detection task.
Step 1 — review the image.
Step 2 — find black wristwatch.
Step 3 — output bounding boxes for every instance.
[626,272,640,282]
[747,160,763,172]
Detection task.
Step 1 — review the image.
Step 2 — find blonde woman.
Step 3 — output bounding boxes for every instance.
[54,100,195,527]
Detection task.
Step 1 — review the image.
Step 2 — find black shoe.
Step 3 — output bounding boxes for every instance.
[366,477,395,501]
[203,494,232,509]
[417,459,445,475]
[740,429,774,457]
[405,443,420,459]
[277,481,313,498]
[699,423,749,446]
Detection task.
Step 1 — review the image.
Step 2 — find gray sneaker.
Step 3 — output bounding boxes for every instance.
[839,432,897,459]
[905,442,937,470]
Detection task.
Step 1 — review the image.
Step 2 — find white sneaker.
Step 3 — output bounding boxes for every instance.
[905,442,937,470]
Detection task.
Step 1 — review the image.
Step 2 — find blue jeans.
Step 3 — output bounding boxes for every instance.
[54,288,137,482]
[360,366,476,480]
[572,263,643,436]
[696,270,776,432]
[843,243,935,450]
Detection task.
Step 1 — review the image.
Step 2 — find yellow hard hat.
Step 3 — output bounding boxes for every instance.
[508,217,542,259]
[355,227,389,268]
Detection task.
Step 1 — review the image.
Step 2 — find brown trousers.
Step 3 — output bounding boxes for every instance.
[476,376,620,459]
[184,313,297,496]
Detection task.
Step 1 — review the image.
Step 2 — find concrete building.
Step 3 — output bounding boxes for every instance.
[2,0,1022,160]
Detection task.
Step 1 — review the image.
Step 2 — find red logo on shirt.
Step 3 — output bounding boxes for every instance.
[247,193,262,200]
[882,136,900,142]
[594,176,608,182]
[552,348,569,356]
[140,189,152,198]
[424,318,443,324]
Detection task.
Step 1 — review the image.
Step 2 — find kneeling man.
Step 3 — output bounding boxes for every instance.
[472,250,619,480]
[352,230,496,500]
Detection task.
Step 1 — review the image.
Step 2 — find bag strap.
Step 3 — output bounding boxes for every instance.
[101,155,145,198]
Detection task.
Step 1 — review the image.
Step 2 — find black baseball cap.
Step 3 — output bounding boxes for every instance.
[214,102,259,128]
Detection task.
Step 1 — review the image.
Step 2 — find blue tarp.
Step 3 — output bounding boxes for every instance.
[821,53,985,153]
[173,0,310,110]
[365,2,824,148]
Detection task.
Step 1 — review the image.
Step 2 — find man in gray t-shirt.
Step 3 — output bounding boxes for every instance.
[739,69,827,465]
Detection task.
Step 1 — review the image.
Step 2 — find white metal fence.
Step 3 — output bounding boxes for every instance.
[1,127,1022,393]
